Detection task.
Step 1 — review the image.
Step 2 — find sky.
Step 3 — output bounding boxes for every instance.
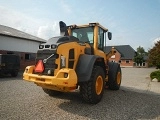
[0,0,160,51]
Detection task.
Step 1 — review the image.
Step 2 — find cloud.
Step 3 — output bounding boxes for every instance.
[153,37,160,44]
[147,37,160,50]
[0,6,59,40]
[37,22,60,40]
[0,6,38,30]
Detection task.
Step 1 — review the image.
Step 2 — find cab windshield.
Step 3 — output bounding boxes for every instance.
[71,27,94,43]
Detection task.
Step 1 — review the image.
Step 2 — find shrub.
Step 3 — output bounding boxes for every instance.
[150,70,160,82]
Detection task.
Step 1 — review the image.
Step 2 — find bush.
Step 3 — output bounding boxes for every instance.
[148,41,160,69]
[150,70,160,82]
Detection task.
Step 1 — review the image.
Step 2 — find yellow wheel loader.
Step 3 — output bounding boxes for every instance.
[23,21,122,104]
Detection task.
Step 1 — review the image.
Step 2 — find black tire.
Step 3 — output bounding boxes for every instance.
[108,62,122,90]
[80,66,105,104]
[11,71,18,77]
[42,88,62,96]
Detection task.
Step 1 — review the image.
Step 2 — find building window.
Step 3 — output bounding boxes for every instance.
[25,54,30,60]
[143,62,145,66]
[126,60,130,63]
[25,53,36,60]
[119,60,121,63]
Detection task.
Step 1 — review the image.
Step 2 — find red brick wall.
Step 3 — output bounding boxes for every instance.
[120,59,134,67]
[0,50,36,70]
[20,52,35,70]
[108,50,134,67]
[0,50,7,54]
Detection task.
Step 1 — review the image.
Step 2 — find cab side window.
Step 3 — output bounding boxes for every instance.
[98,27,104,50]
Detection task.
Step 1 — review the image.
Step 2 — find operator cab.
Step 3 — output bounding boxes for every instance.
[68,23,112,52]
[71,27,94,44]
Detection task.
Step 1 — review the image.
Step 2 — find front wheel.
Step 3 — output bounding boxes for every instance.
[80,66,105,104]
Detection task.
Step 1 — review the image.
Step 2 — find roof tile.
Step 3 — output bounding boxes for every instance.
[105,45,136,59]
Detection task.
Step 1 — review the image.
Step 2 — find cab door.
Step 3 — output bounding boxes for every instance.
[94,26,107,61]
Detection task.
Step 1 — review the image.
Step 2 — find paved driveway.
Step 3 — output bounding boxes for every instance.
[0,68,160,120]
[121,68,160,94]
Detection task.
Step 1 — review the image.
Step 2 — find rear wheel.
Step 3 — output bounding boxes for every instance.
[80,66,105,104]
[42,88,62,96]
[108,62,122,90]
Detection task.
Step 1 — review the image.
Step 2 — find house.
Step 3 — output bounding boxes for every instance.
[0,25,46,70]
[105,45,136,67]
[134,55,148,67]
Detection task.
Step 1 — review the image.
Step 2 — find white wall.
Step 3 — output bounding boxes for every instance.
[0,35,41,53]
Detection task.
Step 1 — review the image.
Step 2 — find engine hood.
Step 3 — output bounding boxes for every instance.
[38,36,79,50]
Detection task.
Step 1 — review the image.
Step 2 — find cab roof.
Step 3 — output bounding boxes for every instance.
[68,23,108,32]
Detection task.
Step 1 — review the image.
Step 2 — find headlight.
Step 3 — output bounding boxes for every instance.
[61,56,66,68]
[51,44,57,49]
[39,45,44,49]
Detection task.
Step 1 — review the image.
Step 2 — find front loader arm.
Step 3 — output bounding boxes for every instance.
[106,47,116,59]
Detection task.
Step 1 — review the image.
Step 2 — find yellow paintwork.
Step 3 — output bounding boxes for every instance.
[23,66,77,92]
[68,23,115,65]
[23,22,116,92]
[106,47,116,60]
[93,25,107,64]
[54,41,90,75]
[117,71,121,85]
[95,76,103,95]
[67,22,116,82]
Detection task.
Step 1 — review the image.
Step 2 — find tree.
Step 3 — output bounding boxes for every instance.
[148,40,160,69]
[134,46,147,66]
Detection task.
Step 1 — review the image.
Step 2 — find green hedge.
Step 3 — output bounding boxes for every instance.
[150,70,160,82]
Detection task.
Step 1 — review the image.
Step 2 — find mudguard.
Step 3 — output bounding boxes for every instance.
[76,54,103,82]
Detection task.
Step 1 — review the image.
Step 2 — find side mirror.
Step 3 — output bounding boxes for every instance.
[59,21,69,36]
[108,32,112,40]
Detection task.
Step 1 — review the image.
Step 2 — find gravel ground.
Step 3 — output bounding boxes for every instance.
[0,68,160,120]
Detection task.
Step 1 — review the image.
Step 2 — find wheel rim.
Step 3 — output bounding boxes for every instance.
[95,76,103,95]
[117,72,121,85]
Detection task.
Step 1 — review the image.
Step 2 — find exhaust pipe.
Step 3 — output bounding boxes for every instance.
[59,21,69,36]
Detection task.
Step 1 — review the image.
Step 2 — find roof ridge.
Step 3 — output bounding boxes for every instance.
[0,24,46,42]
[0,24,29,35]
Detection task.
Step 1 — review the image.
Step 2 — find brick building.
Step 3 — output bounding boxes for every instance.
[0,25,46,70]
[105,45,136,67]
